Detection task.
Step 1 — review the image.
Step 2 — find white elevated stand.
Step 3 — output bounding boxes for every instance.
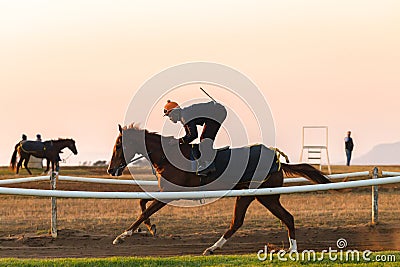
[299,126,331,174]
[28,156,43,169]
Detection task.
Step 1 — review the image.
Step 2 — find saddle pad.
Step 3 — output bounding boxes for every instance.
[189,144,230,160]
[210,144,279,181]
[21,141,46,152]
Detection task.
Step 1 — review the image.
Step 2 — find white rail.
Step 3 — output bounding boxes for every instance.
[0,176,49,185]
[0,171,370,186]
[0,176,158,186]
[0,175,399,200]
[59,171,370,186]
[58,176,158,186]
[327,171,370,179]
[382,171,400,177]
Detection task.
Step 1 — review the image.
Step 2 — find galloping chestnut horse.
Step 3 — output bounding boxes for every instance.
[107,124,331,255]
[10,139,78,174]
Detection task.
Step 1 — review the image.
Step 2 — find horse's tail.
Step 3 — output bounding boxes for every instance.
[10,143,19,171]
[281,163,331,184]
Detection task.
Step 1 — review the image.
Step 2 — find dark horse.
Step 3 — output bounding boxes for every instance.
[10,139,78,174]
[107,125,331,255]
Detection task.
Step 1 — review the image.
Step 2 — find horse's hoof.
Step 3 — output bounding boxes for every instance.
[112,237,124,245]
[150,224,157,237]
[202,248,214,256]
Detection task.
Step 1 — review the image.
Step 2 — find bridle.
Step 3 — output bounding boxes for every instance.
[114,146,169,177]
[113,150,153,175]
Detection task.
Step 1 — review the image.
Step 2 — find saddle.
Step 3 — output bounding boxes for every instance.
[20,141,46,153]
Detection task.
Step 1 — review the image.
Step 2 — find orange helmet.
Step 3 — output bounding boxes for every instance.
[163,100,179,116]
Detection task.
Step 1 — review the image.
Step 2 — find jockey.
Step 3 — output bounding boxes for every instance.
[164,100,227,176]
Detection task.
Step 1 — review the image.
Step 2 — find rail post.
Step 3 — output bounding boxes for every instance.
[50,171,58,237]
[371,167,379,225]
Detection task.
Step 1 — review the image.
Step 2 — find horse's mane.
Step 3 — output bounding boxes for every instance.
[123,123,176,141]
[122,123,142,131]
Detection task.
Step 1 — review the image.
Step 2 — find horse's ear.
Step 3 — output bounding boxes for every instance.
[118,124,123,133]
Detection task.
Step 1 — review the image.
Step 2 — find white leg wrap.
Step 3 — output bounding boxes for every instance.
[210,236,227,251]
[289,238,297,252]
[113,230,133,245]
[123,230,133,237]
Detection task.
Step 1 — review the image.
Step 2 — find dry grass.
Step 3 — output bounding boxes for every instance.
[1,165,399,237]
[1,191,399,236]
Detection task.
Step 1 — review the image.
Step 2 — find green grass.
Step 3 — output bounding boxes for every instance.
[0,253,398,267]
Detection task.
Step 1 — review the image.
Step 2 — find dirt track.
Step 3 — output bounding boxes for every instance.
[1,224,399,258]
[1,174,400,258]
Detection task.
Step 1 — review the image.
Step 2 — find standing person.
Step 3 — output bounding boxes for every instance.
[36,134,42,142]
[344,131,354,166]
[163,99,227,176]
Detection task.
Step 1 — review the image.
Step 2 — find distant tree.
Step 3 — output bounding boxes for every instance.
[131,158,150,167]
[93,160,108,166]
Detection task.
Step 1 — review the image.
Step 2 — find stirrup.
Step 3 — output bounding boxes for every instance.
[197,162,216,176]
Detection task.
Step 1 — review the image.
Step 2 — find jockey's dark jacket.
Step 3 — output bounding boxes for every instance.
[182,118,207,144]
[179,101,227,144]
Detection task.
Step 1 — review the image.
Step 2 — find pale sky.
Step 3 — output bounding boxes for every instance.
[1,0,400,166]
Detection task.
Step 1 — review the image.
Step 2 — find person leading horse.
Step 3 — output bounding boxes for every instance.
[10,138,78,174]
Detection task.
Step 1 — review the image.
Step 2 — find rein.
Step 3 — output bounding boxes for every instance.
[62,152,74,163]
[123,151,156,178]
[128,144,170,167]
[127,153,152,165]
[125,146,169,178]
